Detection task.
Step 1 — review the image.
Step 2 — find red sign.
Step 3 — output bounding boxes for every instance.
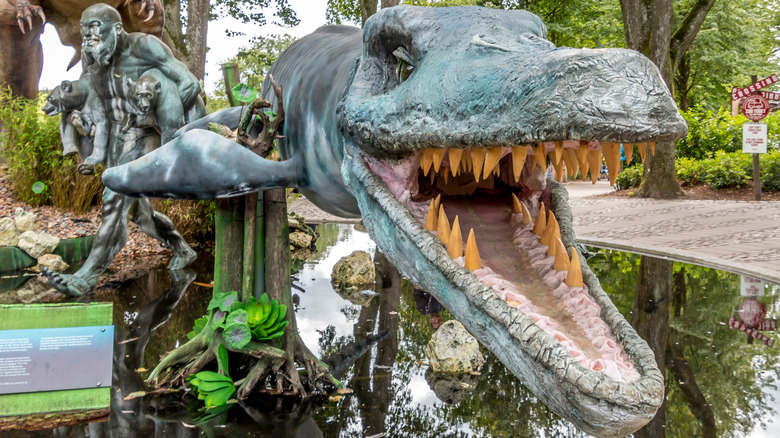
[761,91,780,101]
[757,319,777,331]
[732,74,779,100]
[742,94,771,121]
[728,317,776,347]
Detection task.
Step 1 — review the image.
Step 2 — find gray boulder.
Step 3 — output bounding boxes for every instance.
[17,231,60,259]
[331,250,375,290]
[0,218,19,247]
[289,230,313,249]
[425,320,485,374]
[14,208,38,232]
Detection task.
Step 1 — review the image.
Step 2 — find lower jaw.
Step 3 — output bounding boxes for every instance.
[342,141,665,436]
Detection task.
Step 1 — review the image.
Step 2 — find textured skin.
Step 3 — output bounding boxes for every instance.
[0,0,163,99]
[103,6,688,435]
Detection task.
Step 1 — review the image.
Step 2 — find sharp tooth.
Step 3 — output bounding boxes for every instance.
[624,143,634,165]
[553,237,570,271]
[437,205,451,245]
[432,148,446,173]
[471,148,486,182]
[520,199,532,225]
[637,142,647,164]
[552,157,564,182]
[534,143,547,173]
[529,154,538,173]
[587,149,602,184]
[434,194,442,212]
[545,220,561,257]
[577,141,590,180]
[425,199,438,231]
[511,146,528,182]
[565,247,584,287]
[511,193,522,214]
[650,142,656,156]
[563,149,579,179]
[421,149,434,176]
[554,141,564,165]
[482,147,502,180]
[532,203,547,237]
[448,216,463,259]
[465,229,482,271]
[464,149,473,172]
[449,149,463,176]
[541,211,557,248]
[601,142,617,186]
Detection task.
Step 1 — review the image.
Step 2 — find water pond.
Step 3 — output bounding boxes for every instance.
[1,223,779,437]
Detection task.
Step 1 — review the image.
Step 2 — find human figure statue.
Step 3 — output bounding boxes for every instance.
[42,3,205,296]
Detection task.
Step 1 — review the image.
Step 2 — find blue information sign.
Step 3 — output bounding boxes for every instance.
[0,325,114,395]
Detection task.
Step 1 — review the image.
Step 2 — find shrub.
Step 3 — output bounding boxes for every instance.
[702,151,750,189]
[152,199,215,241]
[615,164,643,190]
[48,159,104,214]
[676,108,780,160]
[761,150,780,191]
[0,88,62,205]
[676,157,705,186]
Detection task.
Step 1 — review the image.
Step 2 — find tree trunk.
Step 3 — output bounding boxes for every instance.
[621,0,715,198]
[667,332,717,437]
[162,0,209,79]
[632,255,673,438]
[360,0,377,26]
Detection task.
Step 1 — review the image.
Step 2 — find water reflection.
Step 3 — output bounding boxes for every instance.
[2,225,780,437]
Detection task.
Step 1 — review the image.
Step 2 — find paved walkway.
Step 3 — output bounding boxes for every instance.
[291,181,780,284]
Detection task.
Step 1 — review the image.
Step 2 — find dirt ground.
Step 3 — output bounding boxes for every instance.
[604,181,780,201]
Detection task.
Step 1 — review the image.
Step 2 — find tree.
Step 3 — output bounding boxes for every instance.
[618,0,716,198]
[326,0,400,26]
[163,0,300,79]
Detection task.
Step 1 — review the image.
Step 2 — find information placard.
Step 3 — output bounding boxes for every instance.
[741,275,765,297]
[743,123,768,154]
[0,325,113,395]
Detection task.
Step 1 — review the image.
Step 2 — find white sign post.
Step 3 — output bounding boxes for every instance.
[743,123,768,154]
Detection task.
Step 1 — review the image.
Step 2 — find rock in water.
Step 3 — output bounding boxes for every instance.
[34,254,69,273]
[425,320,485,373]
[331,250,375,289]
[289,230,313,249]
[14,208,39,232]
[0,218,19,246]
[17,231,60,259]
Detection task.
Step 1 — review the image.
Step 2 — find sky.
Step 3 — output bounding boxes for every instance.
[38,0,334,92]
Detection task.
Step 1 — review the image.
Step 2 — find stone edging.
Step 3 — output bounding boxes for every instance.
[0,235,95,273]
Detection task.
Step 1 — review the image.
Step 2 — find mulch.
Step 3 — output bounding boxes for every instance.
[0,167,172,266]
[602,181,780,202]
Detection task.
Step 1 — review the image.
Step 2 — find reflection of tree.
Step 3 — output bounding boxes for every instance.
[589,250,780,437]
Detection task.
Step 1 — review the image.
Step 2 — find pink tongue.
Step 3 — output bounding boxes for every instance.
[440,195,603,360]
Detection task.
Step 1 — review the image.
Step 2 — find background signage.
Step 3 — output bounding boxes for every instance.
[743,123,768,154]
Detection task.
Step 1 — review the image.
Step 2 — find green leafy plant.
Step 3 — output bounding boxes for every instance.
[231,83,258,103]
[187,371,236,408]
[615,164,643,190]
[246,293,289,342]
[760,150,780,191]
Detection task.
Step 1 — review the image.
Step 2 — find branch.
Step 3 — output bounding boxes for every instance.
[670,0,717,72]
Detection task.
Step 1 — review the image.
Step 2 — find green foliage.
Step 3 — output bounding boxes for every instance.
[187,316,209,340]
[615,164,643,190]
[231,84,258,103]
[187,371,236,408]
[218,34,298,94]
[761,150,780,191]
[675,157,705,186]
[702,151,750,189]
[677,108,747,160]
[213,1,299,35]
[246,293,289,342]
[152,199,215,241]
[0,89,68,206]
[326,0,362,25]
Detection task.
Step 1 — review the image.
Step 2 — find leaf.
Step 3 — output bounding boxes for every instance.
[205,386,236,408]
[122,390,146,400]
[226,309,248,326]
[207,291,238,312]
[259,293,270,305]
[216,344,229,377]
[31,181,46,194]
[223,323,252,350]
[212,309,227,326]
[191,371,233,383]
[196,380,232,393]
[231,83,258,103]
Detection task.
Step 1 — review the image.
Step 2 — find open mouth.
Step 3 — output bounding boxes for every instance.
[356,139,656,383]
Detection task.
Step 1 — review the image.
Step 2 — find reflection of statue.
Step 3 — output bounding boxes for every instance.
[42,4,204,296]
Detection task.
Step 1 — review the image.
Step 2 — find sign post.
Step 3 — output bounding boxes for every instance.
[734,74,774,201]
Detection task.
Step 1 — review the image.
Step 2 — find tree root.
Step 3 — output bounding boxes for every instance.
[146,332,208,385]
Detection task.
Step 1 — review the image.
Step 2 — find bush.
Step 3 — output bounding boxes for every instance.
[676,108,780,160]
[615,164,643,190]
[152,199,216,241]
[702,151,750,189]
[48,159,103,214]
[0,88,63,205]
[761,150,780,191]
[676,157,705,186]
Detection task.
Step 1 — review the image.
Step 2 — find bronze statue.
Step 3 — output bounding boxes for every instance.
[42,3,204,296]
